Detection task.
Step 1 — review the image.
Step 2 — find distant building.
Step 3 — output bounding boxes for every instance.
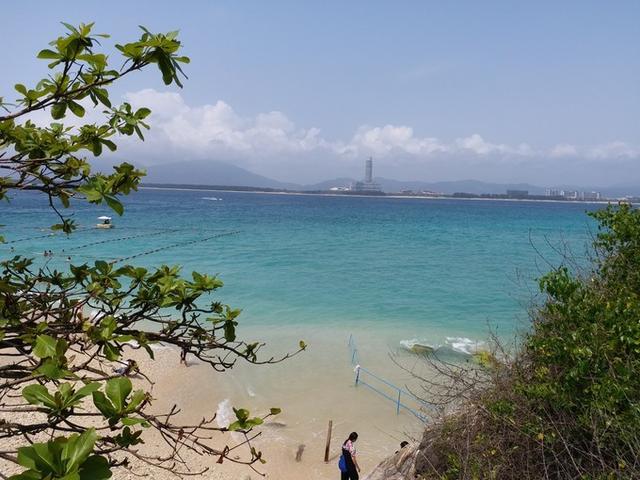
[581,191,601,201]
[351,157,381,192]
[564,190,579,200]
[506,189,528,198]
[545,188,565,197]
[365,157,373,183]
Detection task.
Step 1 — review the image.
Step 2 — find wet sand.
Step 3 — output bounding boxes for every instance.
[1,326,432,479]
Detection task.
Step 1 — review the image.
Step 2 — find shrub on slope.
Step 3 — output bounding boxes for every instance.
[414,204,640,480]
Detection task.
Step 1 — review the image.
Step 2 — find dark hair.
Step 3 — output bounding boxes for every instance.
[344,431,358,445]
[400,441,409,448]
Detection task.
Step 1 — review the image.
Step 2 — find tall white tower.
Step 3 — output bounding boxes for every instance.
[365,157,373,183]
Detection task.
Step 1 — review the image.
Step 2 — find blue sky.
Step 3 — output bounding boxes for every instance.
[3,1,639,186]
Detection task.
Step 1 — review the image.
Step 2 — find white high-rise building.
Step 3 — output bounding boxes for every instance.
[351,157,381,192]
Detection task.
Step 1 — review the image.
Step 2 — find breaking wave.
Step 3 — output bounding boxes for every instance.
[400,336,485,356]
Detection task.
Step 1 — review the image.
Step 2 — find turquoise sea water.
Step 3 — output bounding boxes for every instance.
[1,188,599,351]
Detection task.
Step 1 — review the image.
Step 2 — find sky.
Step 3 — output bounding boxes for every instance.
[2,1,639,187]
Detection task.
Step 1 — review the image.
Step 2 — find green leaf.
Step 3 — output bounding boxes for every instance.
[77,183,103,202]
[37,49,61,60]
[23,384,56,409]
[270,407,282,415]
[92,391,116,418]
[101,139,117,152]
[125,389,147,412]
[105,377,132,412]
[91,139,103,156]
[228,421,242,431]
[157,54,174,85]
[79,455,112,480]
[14,84,28,96]
[135,107,151,119]
[250,417,264,427]
[62,429,97,472]
[223,320,236,342]
[102,342,120,361]
[68,383,101,405]
[67,101,85,117]
[93,88,111,108]
[58,473,81,480]
[51,102,67,120]
[233,407,250,422]
[35,359,68,380]
[33,334,58,359]
[17,440,63,474]
[120,417,150,427]
[104,196,124,216]
[7,472,40,480]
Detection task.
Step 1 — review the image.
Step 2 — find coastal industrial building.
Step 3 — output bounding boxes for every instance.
[545,188,602,201]
[351,157,382,192]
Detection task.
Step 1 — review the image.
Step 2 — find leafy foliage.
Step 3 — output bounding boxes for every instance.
[413,204,640,479]
[0,23,303,479]
[0,22,189,233]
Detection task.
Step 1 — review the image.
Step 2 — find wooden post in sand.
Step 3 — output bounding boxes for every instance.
[324,420,333,462]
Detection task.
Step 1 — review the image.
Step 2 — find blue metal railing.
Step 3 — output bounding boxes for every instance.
[348,334,433,423]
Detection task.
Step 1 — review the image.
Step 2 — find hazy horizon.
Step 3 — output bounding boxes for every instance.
[4,1,639,186]
[131,158,640,195]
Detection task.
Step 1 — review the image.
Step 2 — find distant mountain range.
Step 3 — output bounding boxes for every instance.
[97,159,640,197]
[143,160,300,190]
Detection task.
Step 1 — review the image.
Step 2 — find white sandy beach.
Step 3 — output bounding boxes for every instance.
[0,326,432,480]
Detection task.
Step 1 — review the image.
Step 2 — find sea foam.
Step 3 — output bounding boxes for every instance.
[400,337,485,356]
[445,337,484,355]
[216,399,234,427]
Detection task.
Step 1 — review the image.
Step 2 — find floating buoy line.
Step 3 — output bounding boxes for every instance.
[1,226,93,245]
[108,230,240,264]
[1,227,241,265]
[60,229,182,253]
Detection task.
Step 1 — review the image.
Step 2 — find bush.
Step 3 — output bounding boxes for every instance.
[415,204,640,479]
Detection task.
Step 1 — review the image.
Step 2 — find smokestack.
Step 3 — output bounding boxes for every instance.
[365,157,373,183]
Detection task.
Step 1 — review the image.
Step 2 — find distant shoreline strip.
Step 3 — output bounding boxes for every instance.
[139,185,617,206]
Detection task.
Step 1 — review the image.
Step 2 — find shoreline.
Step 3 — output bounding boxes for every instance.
[139,185,619,206]
[142,333,430,479]
[0,336,425,480]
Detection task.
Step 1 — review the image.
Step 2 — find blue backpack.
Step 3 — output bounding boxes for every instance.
[338,454,347,472]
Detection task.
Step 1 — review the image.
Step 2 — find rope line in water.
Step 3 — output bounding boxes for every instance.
[60,229,182,253]
[109,230,240,264]
[1,227,93,245]
[348,334,434,423]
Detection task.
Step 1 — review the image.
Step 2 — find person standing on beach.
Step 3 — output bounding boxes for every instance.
[180,346,188,366]
[340,432,361,480]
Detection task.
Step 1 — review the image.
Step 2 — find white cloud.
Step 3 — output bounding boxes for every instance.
[123,89,327,157]
[18,89,640,175]
[454,134,535,156]
[108,89,639,184]
[349,125,449,156]
[549,142,640,160]
[550,144,579,157]
[586,141,638,159]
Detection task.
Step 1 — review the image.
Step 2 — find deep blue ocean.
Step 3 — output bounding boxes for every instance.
[0,188,599,351]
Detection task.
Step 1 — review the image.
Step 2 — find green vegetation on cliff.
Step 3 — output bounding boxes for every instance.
[416,204,640,479]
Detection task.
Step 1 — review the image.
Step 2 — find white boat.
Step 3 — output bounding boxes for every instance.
[96,216,113,229]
